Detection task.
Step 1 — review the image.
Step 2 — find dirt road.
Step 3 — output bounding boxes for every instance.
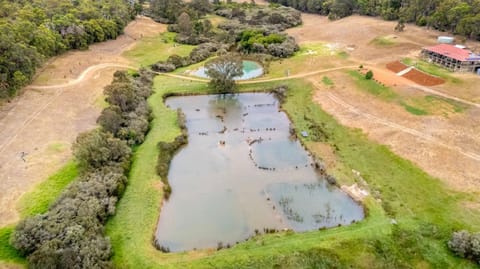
[0,16,165,227]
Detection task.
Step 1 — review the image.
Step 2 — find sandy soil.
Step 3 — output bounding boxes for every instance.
[0,16,165,227]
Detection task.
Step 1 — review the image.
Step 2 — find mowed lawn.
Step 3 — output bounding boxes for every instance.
[106,76,480,268]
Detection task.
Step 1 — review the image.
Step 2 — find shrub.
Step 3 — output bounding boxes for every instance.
[152,62,176,73]
[365,70,374,80]
[188,42,220,63]
[167,54,188,68]
[448,230,480,263]
[267,36,299,58]
[449,230,473,258]
[97,106,124,135]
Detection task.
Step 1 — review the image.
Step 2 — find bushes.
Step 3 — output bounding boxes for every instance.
[448,230,480,263]
[12,70,154,268]
[266,36,299,58]
[98,69,154,145]
[151,42,225,73]
[215,4,301,31]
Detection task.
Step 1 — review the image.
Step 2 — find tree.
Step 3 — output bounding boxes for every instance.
[177,12,193,36]
[72,129,131,170]
[395,19,405,32]
[189,0,212,16]
[205,55,244,94]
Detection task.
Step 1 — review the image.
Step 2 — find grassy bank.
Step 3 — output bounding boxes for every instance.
[107,76,480,268]
[17,161,78,217]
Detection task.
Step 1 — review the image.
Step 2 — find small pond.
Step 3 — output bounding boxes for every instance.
[190,60,263,80]
[155,93,364,252]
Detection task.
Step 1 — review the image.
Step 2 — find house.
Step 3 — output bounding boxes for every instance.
[421,44,480,73]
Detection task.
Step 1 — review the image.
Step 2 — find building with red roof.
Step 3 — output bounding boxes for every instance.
[421,44,480,73]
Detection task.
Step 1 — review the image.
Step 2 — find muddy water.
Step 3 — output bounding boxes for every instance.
[155,93,363,252]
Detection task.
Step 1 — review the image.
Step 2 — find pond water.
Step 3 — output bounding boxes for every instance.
[190,60,263,80]
[155,93,364,252]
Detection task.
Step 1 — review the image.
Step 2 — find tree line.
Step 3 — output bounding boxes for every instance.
[11,69,154,268]
[0,0,140,98]
[267,0,480,40]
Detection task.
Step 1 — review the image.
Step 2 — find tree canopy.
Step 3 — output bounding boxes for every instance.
[205,55,244,94]
[0,0,138,98]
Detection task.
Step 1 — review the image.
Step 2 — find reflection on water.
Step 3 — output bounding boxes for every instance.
[156,93,364,252]
[190,60,263,80]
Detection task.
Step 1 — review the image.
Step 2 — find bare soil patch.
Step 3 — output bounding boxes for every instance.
[386,61,408,73]
[0,16,166,227]
[402,68,445,86]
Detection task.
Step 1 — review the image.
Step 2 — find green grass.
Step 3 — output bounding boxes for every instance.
[348,70,397,101]
[106,76,480,268]
[123,32,195,67]
[0,161,78,266]
[347,70,469,117]
[370,36,396,46]
[401,58,461,84]
[0,226,24,265]
[321,76,334,86]
[336,51,349,59]
[17,161,78,217]
[400,102,428,115]
[425,95,469,113]
[266,42,339,78]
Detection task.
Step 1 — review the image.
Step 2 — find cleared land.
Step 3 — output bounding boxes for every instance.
[0,16,166,228]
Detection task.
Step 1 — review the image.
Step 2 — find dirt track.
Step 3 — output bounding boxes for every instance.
[0,16,165,227]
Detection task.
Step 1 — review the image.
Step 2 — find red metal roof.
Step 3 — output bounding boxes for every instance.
[423,44,472,61]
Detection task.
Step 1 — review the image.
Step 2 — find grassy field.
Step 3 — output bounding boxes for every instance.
[347,70,469,116]
[123,32,195,67]
[106,76,480,268]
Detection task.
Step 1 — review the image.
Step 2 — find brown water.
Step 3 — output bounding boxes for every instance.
[155,93,364,252]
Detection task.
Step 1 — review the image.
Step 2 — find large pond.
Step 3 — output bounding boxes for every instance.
[155,93,364,252]
[190,60,263,80]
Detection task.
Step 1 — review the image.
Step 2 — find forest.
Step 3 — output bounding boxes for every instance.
[267,0,480,40]
[0,0,139,98]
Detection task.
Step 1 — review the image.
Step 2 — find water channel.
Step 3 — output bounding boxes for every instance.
[155,93,364,252]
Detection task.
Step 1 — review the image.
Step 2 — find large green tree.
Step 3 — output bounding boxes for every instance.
[205,55,244,94]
